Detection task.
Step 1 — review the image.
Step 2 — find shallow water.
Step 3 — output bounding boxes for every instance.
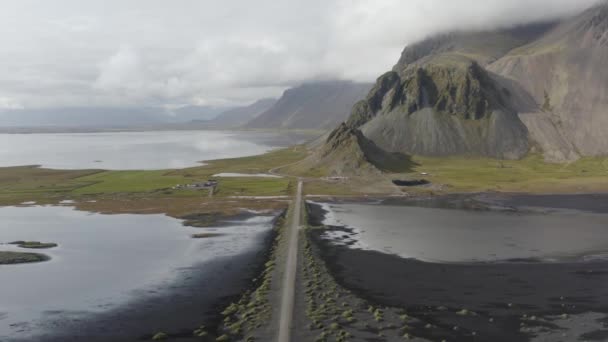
[314,201,608,263]
[0,206,274,340]
[0,130,304,170]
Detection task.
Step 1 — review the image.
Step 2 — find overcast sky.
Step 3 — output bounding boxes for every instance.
[0,0,600,110]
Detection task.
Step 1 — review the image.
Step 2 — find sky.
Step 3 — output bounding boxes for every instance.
[0,0,601,110]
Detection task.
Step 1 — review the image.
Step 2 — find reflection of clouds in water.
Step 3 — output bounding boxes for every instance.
[319,203,608,263]
[0,131,285,170]
[194,138,254,152]
[0,206,274,339]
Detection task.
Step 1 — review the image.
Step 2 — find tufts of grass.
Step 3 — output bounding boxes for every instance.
[151,332,168,340]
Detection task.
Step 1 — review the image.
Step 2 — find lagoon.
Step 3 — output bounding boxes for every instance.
[0,130,306,170]
[0,206,275,341]
[314,201,608,263]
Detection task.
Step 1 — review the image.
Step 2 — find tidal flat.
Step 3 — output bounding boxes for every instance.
[306,195,608,341]
[0,205,278,342]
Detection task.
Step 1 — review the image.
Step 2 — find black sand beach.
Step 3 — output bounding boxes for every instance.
[307,197,608,342]
[11,229,276,342]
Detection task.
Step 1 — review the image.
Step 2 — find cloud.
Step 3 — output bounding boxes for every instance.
[95,45,143,91]
[0,97,24,110]
[0,0,600,109]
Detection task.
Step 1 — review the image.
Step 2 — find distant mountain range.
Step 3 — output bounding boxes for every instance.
[299,2,608,174]
[245,81,372,130]
[0,105,229,129]
[202,98,277,129]
[0,81,371,132]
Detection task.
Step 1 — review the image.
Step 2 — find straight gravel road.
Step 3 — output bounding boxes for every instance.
[276,180,302,342]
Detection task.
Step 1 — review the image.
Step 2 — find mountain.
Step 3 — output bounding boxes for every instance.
[325,2,608,165]
[204,98,277,129]
[0,107,169,128]
[489,3,608,158]
[169,105,230,122]
[0,105,229,129]
[284,123,415,176]
[245,81,372,130]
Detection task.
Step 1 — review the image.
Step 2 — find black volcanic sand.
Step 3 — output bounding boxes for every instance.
[384,193,608,214]
[481,193,608,214]
[20,228,276,342]
[180,211,275,229]
[307,200,608,342]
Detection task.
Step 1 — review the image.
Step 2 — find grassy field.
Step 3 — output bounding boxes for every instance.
[409,154,608,193]
[1,145,607,212]
[0,147,307,215]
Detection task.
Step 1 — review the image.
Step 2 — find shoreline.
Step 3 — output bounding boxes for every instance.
[306,197,608,341]
[3,214,281,342]
[309,191,608,215]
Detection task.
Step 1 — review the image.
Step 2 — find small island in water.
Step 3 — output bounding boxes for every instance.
[0,251,49,265]
[9,240,58,249]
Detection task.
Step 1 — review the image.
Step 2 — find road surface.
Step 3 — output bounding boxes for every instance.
[277,180,302,342]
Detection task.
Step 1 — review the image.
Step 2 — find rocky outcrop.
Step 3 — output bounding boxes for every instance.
[289,123,414,176]
[334,2,608,162]
[489,2,608,158]
[347,61,529,159]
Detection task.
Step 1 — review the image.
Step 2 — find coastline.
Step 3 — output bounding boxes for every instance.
[305,195,608,341]
[4,214,281,342]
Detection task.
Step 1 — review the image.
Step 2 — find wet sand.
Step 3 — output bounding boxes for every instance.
[384,193,608,214]
[307,196,608,342]
[18,229,276,342]
[1,208,280,342]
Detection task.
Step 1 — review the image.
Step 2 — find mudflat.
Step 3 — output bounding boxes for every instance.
[307,195,608,342]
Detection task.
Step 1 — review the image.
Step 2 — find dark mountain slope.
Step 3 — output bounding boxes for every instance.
[392,22,557,72]
[284,123,415,176]
[204,98,276,129]
[246,81,372,130]
[346,25,542,159]
[489,2,608,157]
[334,3,607,162]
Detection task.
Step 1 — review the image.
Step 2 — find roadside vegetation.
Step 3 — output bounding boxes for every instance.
[301,226,433,342]
[147,212,288,341]
[214,213,286,341]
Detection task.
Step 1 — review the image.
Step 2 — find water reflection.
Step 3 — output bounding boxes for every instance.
[314,202,608,263]
[0,206,273,340]
[0,130,306,170]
